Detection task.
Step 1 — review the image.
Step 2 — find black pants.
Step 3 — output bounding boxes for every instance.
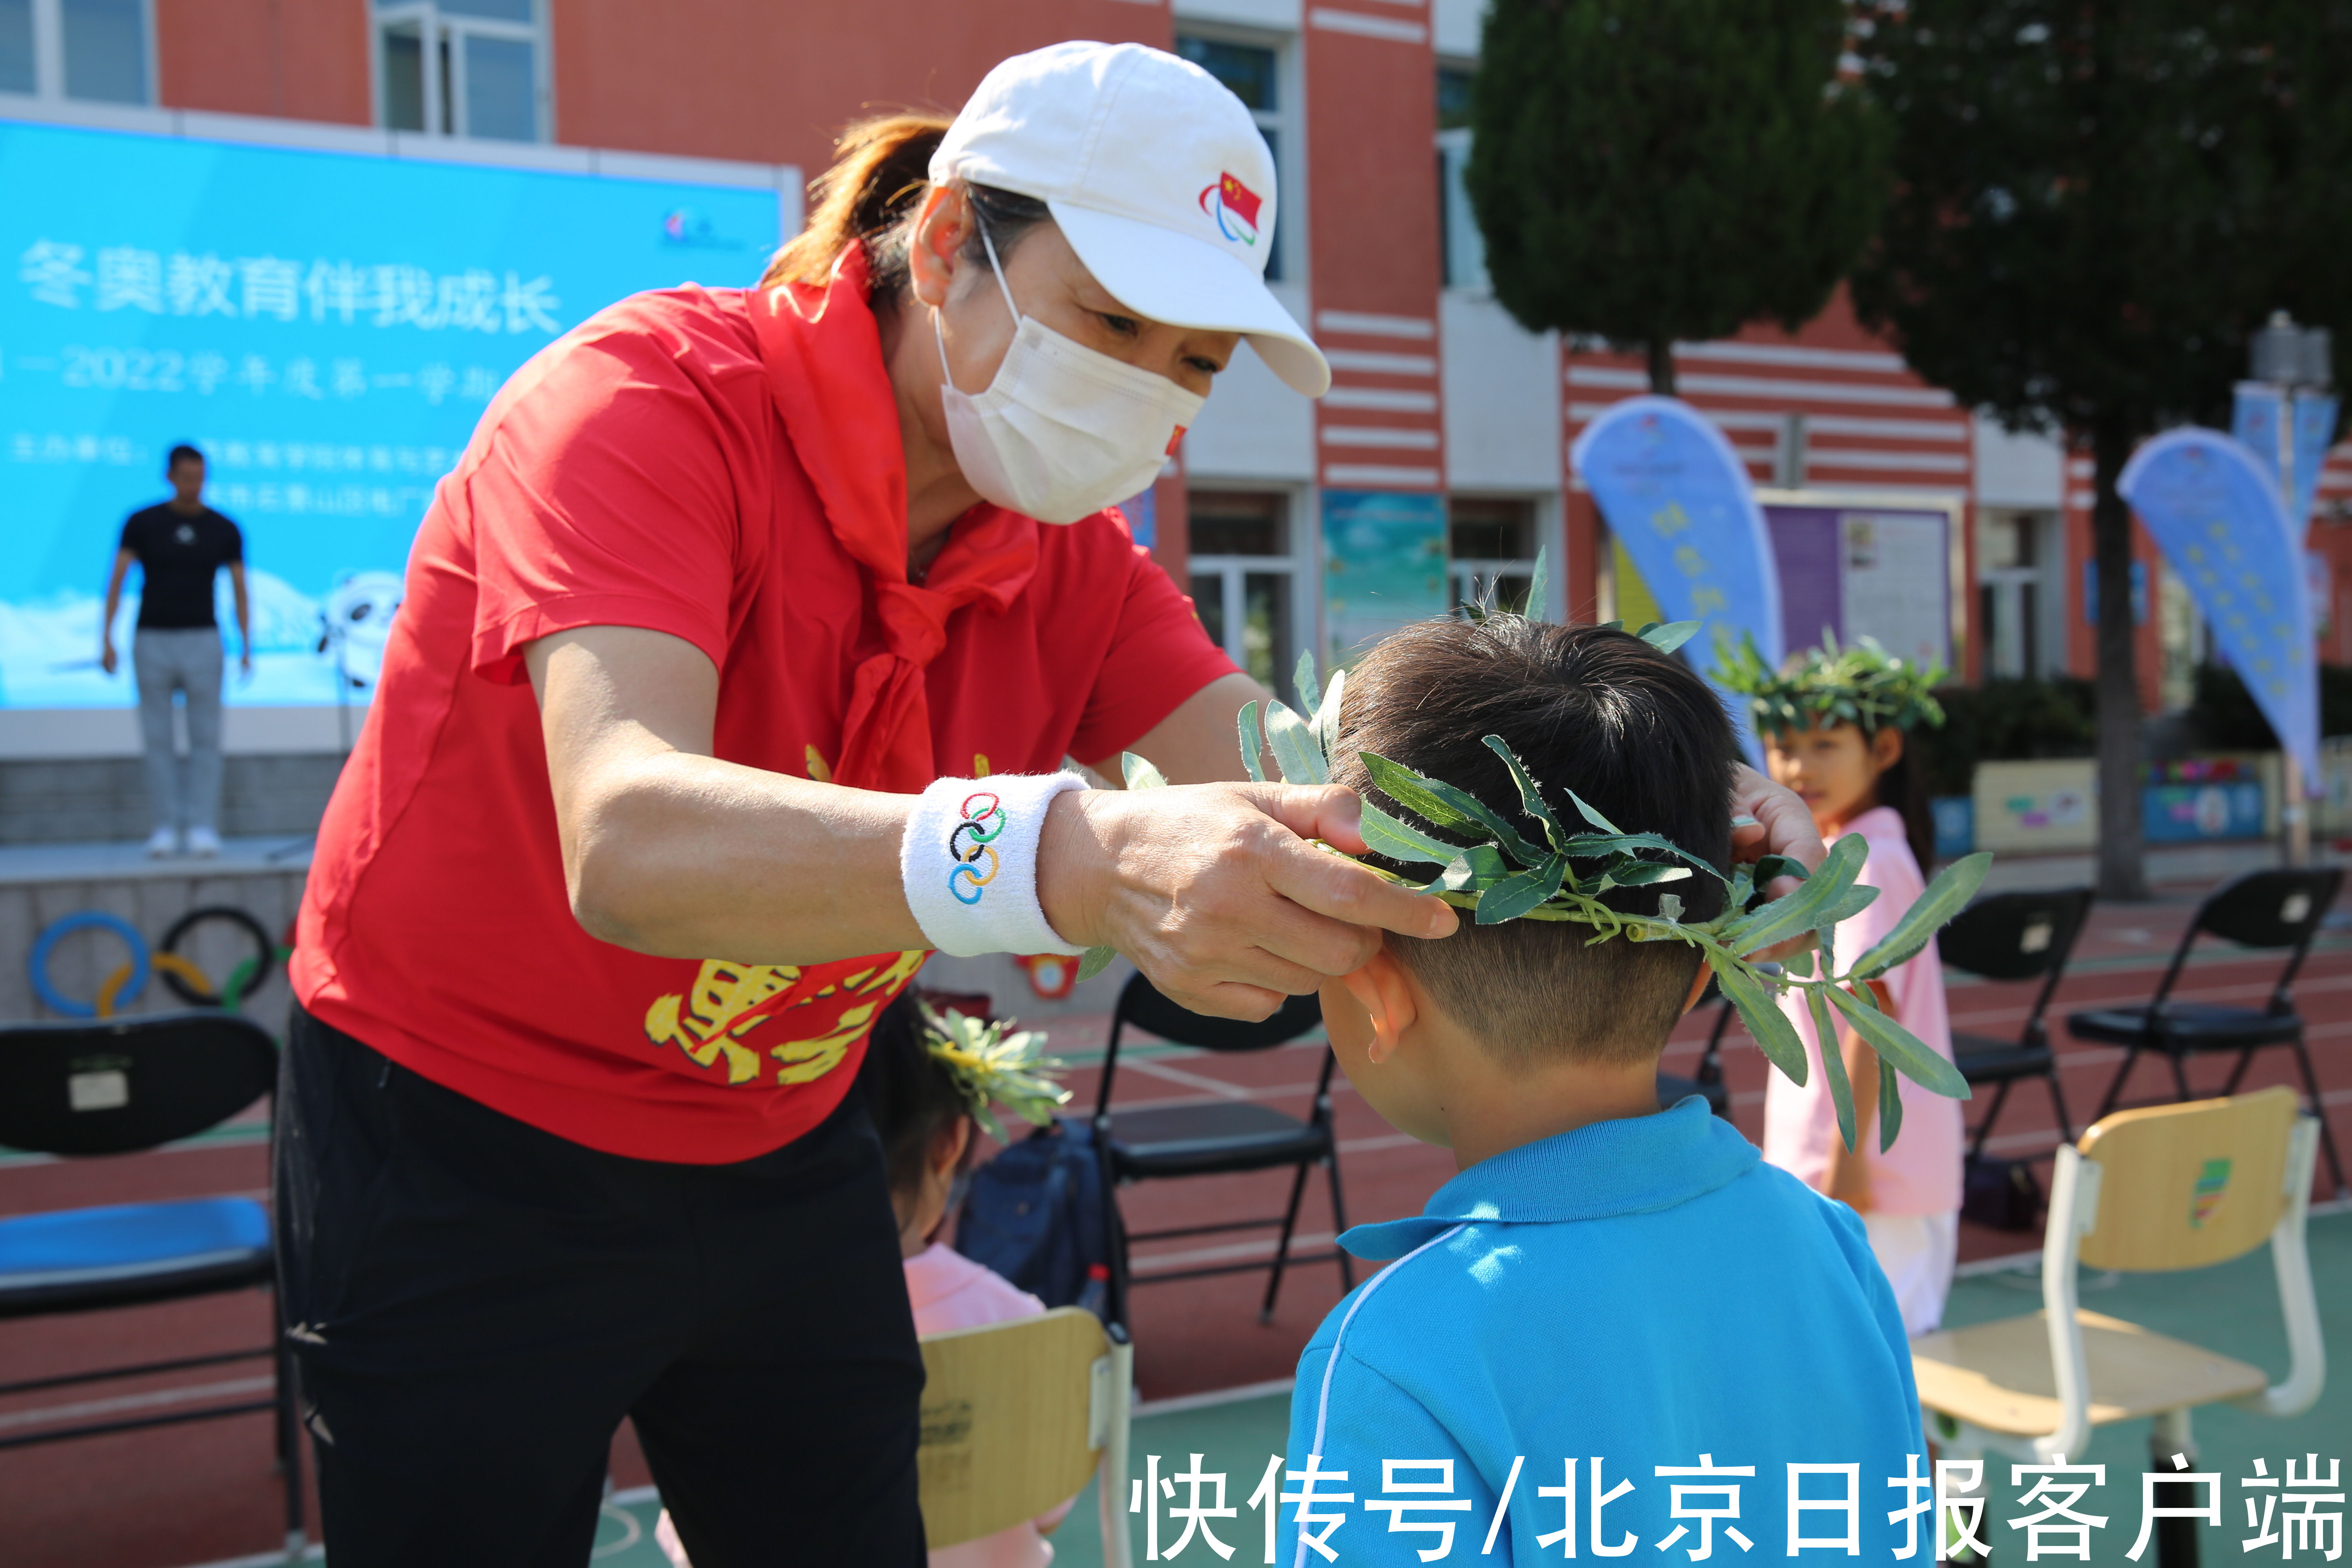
[272,1005,925,1567]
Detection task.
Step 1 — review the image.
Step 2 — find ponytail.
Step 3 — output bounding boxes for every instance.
[762,111,1054,305]
[764,112,951,294]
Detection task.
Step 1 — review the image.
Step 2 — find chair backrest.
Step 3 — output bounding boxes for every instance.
[1094,971,1326,1118]
[0,1012,277,1156]
[2146,867,2343,1013]
[1112,971,1323,1052]
[1937,886,2095,1044]
[917,1307,1117,1549]
[2076,1086,2299,1273]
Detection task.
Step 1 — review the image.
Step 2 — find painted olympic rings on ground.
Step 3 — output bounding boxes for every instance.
[160,906,278,1009]
[948,792,1008,905]
[29,912,149,1019]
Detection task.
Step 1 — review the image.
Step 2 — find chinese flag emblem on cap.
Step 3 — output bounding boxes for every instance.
[1199,171,1263,245]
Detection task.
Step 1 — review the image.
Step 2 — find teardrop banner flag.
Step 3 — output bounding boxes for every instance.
[1571,396,1784,755]
[2120,428,2319,797]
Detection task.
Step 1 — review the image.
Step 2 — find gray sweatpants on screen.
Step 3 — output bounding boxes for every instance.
[133,627,224,835]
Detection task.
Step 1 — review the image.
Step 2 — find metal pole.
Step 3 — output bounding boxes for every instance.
[2283,749,2310,867]
[2278,381,2308,867]
[2257,315,2316,867]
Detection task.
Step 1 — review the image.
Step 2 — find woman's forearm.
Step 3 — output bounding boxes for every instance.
[563,748,928,963]
[529,626,928,964]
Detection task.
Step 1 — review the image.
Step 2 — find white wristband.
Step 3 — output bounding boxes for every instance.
[901,773,1089,958]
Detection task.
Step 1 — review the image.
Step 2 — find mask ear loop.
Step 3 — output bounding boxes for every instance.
[933,187,1025,390]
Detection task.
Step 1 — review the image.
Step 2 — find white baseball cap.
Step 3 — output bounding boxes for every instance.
[931,41,1331,398]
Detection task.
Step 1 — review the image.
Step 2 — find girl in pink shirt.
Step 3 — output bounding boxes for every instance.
[660,997,1076,1568]
[1740,641,1965,1336]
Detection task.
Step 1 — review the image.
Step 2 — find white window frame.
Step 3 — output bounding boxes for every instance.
[1447,493,1543,614]
[16,0,156,104]
[1976,507,2065,680]
[373,0,548,143]
[1173,24,1299,288]
[1435,58,1487,295]
[1189,485,1315,695]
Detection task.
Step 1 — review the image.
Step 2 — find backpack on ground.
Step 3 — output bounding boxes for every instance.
[953,1116,1118,1312]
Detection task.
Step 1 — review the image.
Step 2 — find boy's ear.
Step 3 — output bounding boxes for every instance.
[1338,947,1418,1064]
[1679,963,1713,1018]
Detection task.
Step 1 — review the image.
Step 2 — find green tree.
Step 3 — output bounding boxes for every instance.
[1852,1,2352,899]
[1464,0,1888,394]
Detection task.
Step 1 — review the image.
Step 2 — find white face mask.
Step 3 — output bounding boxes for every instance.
[934,220,1206,526]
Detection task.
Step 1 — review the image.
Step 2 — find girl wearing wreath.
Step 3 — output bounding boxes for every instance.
[1731,635,1967,1336]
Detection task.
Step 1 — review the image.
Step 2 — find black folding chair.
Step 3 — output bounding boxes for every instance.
[1656,989,1735,1118]
[0,1011,302,1557]
[2069,867,2346,1194]
[1938,886,2096,1159]
[1092,973,1350,1327]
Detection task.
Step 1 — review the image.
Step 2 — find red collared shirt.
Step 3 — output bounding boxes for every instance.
[292,281,1234,1163]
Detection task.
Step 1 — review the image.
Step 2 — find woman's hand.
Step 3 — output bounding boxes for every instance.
[1038,782,1460,1020]
[1729,761,1826,895]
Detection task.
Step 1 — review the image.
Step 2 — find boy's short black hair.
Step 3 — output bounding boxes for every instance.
[166,443,204,471]
[855,992,969,1201]
[1333,618,1740,1065]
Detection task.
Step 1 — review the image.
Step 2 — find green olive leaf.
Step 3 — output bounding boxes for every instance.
[1236,700,1265,784]
[1825,982,1969,1099]
[1708,949,1808,1087]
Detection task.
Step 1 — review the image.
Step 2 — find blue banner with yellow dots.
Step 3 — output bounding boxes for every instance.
[1571,396,1784,758]
[2121,428,2319,796]
[0,116,780,709]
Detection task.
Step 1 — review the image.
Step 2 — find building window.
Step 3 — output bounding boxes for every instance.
[1176,34,1288,285]
[378,0,543,142]
[1976,508,2062,679]
[1436,63,1487,292]
[2,0,152,102]
[1450,496,1538,615]
[1189,491,1300,692]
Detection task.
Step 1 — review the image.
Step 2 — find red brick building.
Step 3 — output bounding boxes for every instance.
[8,0,2314,706]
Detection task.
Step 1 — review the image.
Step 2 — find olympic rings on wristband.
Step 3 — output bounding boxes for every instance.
[949,846,1002,904]
[158,906,278,1009]
[29,912,149,1019]
[947,792,1009,904]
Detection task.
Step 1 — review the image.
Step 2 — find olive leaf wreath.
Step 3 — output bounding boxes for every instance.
[1077,557,1988,1152]
[921,1003,1071,1144]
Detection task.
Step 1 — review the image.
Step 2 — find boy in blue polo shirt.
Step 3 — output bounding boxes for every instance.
[1283,616,1926,1564]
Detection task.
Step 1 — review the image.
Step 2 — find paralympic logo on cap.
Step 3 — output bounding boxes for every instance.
[1199,172,1264,247]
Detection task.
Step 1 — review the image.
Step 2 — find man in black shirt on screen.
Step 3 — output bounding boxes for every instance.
[100,443,252,858]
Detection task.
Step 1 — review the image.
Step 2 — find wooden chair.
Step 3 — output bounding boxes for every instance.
[1940,887,2096,1158]
[1655,990,1735,1118]
[2069,867,2345,1194]
[917,1306,1134,1568]
[1912,1087,2324,1545]
[1093,973,1349,1327]
[0,1011,303,1558]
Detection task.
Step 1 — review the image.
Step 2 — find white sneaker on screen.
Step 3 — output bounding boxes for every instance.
[185,826,221,858]
[145,826,180,858]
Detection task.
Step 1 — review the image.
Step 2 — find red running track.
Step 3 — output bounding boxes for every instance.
[2,878,2346,1567]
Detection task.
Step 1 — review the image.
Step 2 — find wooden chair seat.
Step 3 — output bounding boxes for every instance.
[1914,1307,2268,1437]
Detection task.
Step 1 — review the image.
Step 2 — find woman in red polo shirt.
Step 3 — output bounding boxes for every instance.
[277,41,1822,1567]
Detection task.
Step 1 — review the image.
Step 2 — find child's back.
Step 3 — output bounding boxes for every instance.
[1292,1105,1918,1562]
[1282,617,1932,1564]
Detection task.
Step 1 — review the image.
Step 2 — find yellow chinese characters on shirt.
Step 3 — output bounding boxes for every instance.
[644,949,927,1086]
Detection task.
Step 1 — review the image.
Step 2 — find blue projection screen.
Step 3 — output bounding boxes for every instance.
[0,118,784,708]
